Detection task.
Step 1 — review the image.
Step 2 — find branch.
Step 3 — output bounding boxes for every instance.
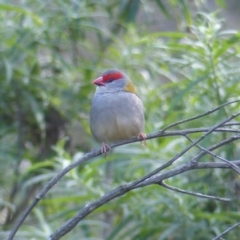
[159,181,230,202]
[8,104,240,239]
[184,135,240,174]
[161,99,240,132]
[190,136,240,162]
[48,135,240,239]
[7,150,103,240]
[48,112,240,240]
[8,126,240,240]
[49,160,240,240]
[212,221,240,240]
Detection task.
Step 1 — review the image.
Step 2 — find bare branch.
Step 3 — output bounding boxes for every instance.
[136,160,240,188]
[48,112,240,240]
[126,113,240,190]
[9,126,240,240]
[190,135,240,162]
[212,221,240,240]
[184,135,240,174]
[7,103,240,240]
[159,181,230,202]
[7,150,103,240]
[49,160,240,240]
[161,100,240,132]
[223,122,240,127]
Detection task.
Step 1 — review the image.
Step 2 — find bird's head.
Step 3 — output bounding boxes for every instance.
[92,69,136,94]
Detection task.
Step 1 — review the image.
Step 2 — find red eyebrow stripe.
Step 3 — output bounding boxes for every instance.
[103,72,123,82]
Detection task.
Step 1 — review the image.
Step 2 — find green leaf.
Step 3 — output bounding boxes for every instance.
[155,0,170,17]
[119,0,140,23]
[0,4,43,25]
[215,0,226,8]
[179,0,192,25]
[106,216,133,240]
[3,57,13,82]
[23,91,46,133]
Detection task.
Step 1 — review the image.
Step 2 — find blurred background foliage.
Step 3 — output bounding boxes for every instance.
[1,0,240,239]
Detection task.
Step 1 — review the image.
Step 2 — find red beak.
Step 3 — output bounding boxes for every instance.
[93,77,104,86]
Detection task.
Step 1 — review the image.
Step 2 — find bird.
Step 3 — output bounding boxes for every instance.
[90,69,146,156]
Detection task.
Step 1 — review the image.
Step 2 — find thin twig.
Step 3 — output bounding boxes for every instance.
[49,160,240,240]
[190,135,240,162]
[143,127,240,142]
[7,150,103,240]
[48,115,240,239]
[139,138,240,188]
[8,126,240,240]
[212,221,240,240]
[161,100,240,132]
[125,114,240,189]
[223,122,240,127]
[134,161,240,188]
[159,181,230,202]
[8,108,240,240]
[184,135,240,175]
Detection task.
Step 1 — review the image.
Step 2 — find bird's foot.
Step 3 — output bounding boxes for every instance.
[101,142,111,157]
[138,132,147,148]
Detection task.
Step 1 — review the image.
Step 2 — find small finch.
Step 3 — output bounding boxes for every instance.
[90,69,146,156]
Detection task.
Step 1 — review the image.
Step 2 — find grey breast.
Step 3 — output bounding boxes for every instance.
[90,91,144,143]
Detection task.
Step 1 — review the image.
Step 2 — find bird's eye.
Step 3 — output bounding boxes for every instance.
[108,79,114,83]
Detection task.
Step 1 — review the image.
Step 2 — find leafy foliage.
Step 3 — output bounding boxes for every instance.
[1,0,240,239]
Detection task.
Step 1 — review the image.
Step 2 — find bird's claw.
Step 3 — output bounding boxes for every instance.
[138,132,147,148]
[101,142,111,158]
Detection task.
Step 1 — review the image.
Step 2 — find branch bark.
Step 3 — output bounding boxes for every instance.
[49,159,240,240]
[7,100,240,240]
[212,221,240,240]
